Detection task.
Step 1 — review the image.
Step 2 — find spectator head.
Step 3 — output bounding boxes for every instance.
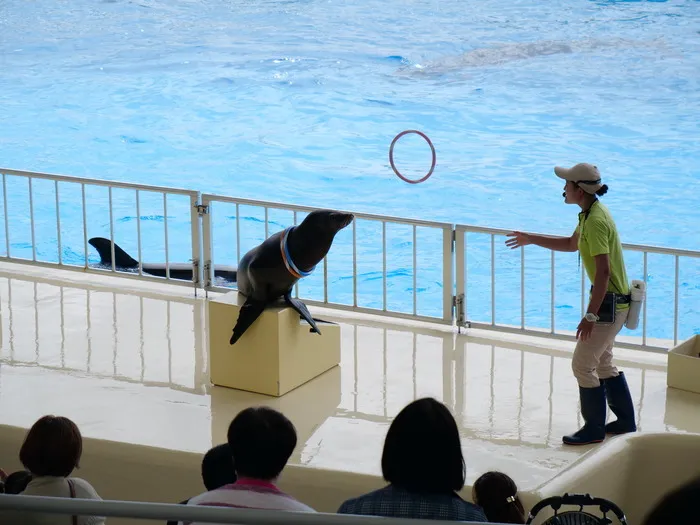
[381,397,465,494]
[3,470,33,494]
[19,415,83,478]
[227,407,297,481]
[642,475,700,525]
[472,471,526,524]
[201,443,237,491]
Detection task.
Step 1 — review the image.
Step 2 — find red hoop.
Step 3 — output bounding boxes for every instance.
[389,129,436,184]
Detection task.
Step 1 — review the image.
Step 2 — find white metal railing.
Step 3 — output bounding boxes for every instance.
[0,167,698,353]
[199,193,454,324]
[454,225,700,353]
[0,167,202,290]
[0,495,507,525]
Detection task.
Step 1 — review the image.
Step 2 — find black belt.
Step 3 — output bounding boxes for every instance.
[590,286,630,304]
[615,294,631,304]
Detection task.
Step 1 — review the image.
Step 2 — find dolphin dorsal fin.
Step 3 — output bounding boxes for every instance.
[88,237,139,268]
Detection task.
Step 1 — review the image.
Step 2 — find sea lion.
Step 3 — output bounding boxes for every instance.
[230,209,354,345]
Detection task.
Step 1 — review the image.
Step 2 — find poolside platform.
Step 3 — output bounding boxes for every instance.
[0,260,699,524]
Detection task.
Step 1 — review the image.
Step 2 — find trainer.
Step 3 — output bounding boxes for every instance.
[505,163,637,445]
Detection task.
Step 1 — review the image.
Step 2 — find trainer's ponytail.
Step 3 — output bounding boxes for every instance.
[595,184,609,196]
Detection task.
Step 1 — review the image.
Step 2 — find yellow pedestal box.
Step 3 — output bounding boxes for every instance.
[207,291,341,396]
[667,334,700,395]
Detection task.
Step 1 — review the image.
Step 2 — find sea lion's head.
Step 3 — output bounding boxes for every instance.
[299,209,354,237]
[288,210,354,271]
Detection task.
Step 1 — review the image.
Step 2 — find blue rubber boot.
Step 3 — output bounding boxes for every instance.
[603,372,637,435]
[563,384,607,446]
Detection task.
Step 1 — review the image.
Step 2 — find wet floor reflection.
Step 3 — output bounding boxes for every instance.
[0,267,696,488]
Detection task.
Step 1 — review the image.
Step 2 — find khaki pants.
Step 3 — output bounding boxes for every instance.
[572,308,629,388]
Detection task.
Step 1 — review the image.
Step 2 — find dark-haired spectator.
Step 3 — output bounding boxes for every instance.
[641,475,700,525]
[182,407,314,524]
[472,471,526,524]
[0,415,105,525]
[166,443,237,525]
[1,470,32,494]
[200,443,237,492]
[337,398,487,522]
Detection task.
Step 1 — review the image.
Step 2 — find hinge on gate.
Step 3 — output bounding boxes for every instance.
[453,293,468,331]
[191,259,200,286]
[203,260,212,288]
[190,259,201,297]
[195,204,209,216]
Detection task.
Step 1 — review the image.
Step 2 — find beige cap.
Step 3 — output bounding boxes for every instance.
[554,163,603,194]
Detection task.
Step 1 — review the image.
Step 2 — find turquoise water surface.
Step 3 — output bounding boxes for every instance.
[1,0,699,339]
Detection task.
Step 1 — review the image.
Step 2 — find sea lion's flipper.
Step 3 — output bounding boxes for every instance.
[283,292,321,335]
[230,298,267,345]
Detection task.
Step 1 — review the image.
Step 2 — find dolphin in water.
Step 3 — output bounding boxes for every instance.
[396,38,668,77]
[88,237,237,282]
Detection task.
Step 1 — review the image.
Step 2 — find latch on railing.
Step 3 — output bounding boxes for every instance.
[453,293,468,331]
[203,260,212,289]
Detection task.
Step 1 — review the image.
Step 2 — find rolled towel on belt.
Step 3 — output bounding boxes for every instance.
[625,279,646,330]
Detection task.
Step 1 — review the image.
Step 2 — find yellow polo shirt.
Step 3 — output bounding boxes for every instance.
[576,200,630,309]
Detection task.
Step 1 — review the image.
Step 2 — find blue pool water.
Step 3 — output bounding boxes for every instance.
[1,0,699,340]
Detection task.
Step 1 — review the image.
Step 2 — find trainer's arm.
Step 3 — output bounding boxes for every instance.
[587,254,611,316]
[505,231,579,252]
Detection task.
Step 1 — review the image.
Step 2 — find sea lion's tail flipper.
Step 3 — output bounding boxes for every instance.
[283,292,323,335]
[88,237,139,268]
[230,298,267,345]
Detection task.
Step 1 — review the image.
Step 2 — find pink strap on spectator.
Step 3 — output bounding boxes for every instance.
[234,477,279,491]
[67,479,78,525]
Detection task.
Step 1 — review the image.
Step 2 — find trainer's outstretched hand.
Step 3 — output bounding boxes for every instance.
[505,231,531,249]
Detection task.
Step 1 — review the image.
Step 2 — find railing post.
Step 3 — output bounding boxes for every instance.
[454,227,466,330]
[550,250,555,334]
[200,195,213,292]
[642,252,648,347]
[190,192,203,293]
[2,173,10,258]
[674,254,679,345]
[491,234,496,326]
[442,227,455,324]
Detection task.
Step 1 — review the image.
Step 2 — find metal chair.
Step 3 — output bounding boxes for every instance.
[526,493,628,525]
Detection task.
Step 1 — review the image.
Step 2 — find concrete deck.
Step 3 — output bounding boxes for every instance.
[0,260,697,493]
